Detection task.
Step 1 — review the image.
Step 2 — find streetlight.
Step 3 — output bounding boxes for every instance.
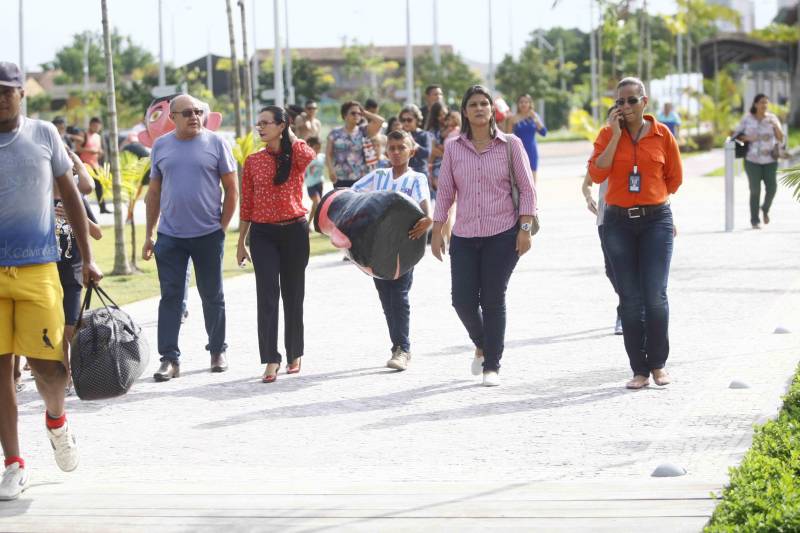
[405,0,414,106]
[19,0,26,115]
[487,0,495,93]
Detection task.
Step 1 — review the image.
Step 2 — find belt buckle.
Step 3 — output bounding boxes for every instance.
[627,207,642,219]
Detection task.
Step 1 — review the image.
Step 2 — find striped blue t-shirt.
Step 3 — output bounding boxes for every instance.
[351,168,431,206]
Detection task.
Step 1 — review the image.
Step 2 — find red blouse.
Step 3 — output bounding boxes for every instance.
[240,140,316,223]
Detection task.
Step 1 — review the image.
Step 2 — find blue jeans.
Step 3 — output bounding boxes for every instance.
[373,269,414,353]
[598,224,621,319]
[154,230,227,362]
[602,205,673,376]
[449,225,520,372]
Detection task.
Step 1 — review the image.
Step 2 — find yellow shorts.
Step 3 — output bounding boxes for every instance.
[0,263,65,361]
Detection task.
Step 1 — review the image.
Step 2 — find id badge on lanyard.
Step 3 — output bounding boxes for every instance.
[628,125,645,193]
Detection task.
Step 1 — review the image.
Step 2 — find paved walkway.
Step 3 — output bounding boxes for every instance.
[3,147,800,531]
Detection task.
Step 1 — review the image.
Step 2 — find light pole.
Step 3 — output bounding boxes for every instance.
[487,0,495,93]
[158,0,165,87]
[405,0,414,106]
[19,0,26,115]
[273,0,284,108]
[284,0,294,105]
[251,0,258,117]
[432,0,440,67]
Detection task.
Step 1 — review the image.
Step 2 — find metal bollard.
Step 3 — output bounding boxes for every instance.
[724,139,735,232]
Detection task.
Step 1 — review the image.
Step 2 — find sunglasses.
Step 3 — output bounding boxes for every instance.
[256,121,278,128]
[615,96,644,107]
[348,111,362,116]
[174,108,204,118]
[400,117,415,123]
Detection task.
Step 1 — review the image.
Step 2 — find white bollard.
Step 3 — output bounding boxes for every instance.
[724,139,735,232]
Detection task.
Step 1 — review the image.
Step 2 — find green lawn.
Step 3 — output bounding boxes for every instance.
[92,225,337,306]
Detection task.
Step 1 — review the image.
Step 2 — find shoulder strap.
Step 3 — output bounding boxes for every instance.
[506,135,520,211]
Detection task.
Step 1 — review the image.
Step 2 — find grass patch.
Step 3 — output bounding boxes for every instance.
[788,128,800,150]
[705,364,800,531]
[703,160,744,177]
[538,128,586,143]
[92,225,337,306]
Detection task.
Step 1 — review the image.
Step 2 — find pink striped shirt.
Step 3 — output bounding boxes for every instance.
[433,132,537,238]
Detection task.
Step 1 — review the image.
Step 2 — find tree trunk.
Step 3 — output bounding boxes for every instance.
[225,0,243,138]
[100,0,131,275]
[238,0,254,134]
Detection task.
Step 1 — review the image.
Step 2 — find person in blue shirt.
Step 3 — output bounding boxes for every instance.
[656,102,681,140]
[352,130,432,371]
[505,94,546,184]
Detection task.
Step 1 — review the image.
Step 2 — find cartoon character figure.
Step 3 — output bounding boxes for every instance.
[137,94,223,148]
[494,97,510,123]
[314,188,426,280]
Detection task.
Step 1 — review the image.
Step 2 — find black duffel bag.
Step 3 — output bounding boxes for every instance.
[70,284,149,400]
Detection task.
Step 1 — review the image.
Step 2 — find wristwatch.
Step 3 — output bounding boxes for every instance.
[520,222,532,233]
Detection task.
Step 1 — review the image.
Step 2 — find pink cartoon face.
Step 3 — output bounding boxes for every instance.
[137,94,223,147]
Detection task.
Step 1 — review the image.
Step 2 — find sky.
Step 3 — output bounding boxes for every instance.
[2,0,781,74]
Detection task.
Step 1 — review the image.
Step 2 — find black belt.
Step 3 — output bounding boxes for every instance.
[606,203,667,219]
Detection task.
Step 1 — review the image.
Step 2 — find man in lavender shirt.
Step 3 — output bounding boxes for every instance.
[142,94,238,381]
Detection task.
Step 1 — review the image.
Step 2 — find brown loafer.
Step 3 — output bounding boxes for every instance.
[154,360,180,382]
[210,352,228,373]
[626,375,650,389]
[652,369,671,386]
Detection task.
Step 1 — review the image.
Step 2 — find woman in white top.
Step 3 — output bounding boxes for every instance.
[735,94,784,229]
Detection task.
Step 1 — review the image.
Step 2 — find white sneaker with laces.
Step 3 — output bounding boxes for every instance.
[482,371,500,387]
[471,356,484,376]
[387,349,410,371]
[0,463,29,501]
[47,422,79,472]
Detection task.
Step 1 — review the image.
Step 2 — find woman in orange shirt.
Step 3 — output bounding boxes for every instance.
[588,77,683,390]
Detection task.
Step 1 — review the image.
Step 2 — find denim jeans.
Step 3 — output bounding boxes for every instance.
[602,205,673,376]
[154,229,227,362]
[449,225,520,372]
[598,224,621,319]
[744,160,778,225]
[373,269,414,353]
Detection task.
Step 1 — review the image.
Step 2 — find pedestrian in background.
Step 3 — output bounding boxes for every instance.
[735,94,784,229]
[326,101,384,188]
[505,94,546,185]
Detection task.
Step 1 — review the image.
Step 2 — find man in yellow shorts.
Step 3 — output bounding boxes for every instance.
[0,62,103,500]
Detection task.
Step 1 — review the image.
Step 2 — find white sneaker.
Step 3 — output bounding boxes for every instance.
[387,349,410,371]
[47,422,79,472]
[482,371,500,387]
[0,463,29,501]
[614,317,623,335]
[471,356,484,376]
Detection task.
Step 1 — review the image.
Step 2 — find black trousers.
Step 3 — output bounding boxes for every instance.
[249,220,310,365]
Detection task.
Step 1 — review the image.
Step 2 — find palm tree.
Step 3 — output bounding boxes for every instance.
[100,0,131,275]
[780,166,800,202]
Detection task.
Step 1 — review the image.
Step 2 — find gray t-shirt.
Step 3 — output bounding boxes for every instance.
[0,117,71,266]
[150,130,236,238]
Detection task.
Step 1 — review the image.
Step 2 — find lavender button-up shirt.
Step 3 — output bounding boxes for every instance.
[433,132,537,238]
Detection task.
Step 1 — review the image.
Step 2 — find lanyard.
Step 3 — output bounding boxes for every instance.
[627,121,646,174]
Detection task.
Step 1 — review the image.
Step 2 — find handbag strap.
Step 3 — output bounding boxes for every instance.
[75,282,120,329]
[506,135,520,211]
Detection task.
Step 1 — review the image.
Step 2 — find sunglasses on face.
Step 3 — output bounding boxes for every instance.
[615,96,643,107]
[256,121,278,129]
[348,110,362,117]
[174,108,204,118]
[400,117,415,123]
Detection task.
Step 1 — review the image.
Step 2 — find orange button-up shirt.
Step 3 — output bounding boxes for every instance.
[588,115,682,208]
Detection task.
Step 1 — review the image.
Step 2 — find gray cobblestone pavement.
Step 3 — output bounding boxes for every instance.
[3,145,799,531]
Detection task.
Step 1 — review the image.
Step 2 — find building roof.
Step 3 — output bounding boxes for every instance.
[254,44,454,63]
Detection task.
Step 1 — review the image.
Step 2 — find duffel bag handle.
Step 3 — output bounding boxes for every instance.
[75,283,123,330]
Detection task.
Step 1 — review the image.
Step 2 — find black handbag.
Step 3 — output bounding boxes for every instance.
[733,132,749,159]
[70,284,149,400]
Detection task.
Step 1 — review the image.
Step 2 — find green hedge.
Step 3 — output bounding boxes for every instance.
[705,365,800,531]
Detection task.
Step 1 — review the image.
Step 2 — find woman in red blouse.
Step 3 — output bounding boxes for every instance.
[237,106,316,383]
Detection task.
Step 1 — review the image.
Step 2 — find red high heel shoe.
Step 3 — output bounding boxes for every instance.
[262,364,279,383]
[286,357,302,375]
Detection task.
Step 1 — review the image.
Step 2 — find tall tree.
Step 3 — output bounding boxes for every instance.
[225,0,243,138]
[258,57,334,104]
[100,0,131,275]
[45,30,153,84]
[413,51,482,105]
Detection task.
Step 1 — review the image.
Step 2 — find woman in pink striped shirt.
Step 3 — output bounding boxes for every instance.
[430,85,538,387]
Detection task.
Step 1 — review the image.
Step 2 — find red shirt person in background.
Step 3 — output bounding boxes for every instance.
[237,106,315,383]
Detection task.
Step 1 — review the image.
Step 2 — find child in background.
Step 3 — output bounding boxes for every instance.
[304,136,325,226]
[352,130,432,371]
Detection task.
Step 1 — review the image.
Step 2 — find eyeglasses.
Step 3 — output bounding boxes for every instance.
[615,96,644,107]
[306,106,318,111]
[348,111,362,117]
[256,121,278,128]
[400,117,415,123]
[174,108,204,118]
